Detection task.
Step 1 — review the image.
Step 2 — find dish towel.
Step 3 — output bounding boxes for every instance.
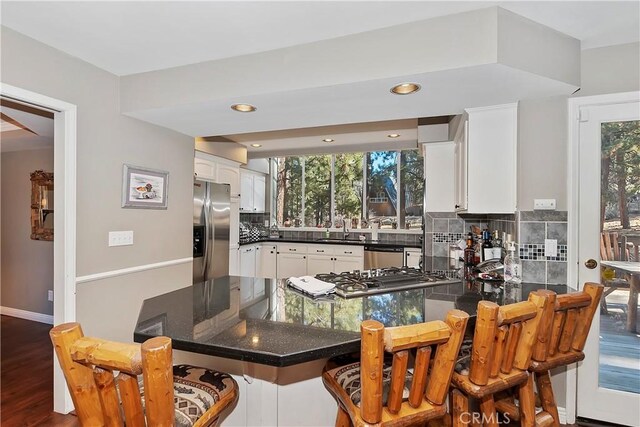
[287,276,336,296]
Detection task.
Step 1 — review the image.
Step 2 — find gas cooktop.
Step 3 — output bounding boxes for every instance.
[315,267,460,298]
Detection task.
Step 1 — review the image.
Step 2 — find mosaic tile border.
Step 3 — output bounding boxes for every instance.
[432,232,464,243]
[520,243,567,262]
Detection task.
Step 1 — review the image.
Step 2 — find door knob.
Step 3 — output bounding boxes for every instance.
[585,259,598,269]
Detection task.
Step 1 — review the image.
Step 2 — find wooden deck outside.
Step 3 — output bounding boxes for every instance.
[599,290,640,394]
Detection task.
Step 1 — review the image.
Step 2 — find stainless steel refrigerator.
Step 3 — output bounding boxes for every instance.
[193,181,230,282]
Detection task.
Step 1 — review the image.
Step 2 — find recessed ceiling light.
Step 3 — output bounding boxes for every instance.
[251,144,262,148]
[388,133,400,138]
[390,83,421,95]
[231,103,257,112]
[323,138,335,143]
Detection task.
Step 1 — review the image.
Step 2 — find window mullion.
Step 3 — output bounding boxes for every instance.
[397,150,401,229]
[301,157,305,227]
[331,154,335,227]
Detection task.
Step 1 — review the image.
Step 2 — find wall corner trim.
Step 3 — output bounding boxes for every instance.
[76,257,193,284]
[1,306,54,325]
[558,406,567,424]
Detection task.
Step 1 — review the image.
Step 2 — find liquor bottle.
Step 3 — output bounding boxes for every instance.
[503,241,522,285]
[492,230,503,260]
[481,229,493,261]
[464,233,476,266]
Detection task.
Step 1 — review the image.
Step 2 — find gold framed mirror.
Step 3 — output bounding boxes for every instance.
[30,170,54,241]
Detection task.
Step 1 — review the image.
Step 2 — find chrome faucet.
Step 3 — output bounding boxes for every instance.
[343,221,350,240]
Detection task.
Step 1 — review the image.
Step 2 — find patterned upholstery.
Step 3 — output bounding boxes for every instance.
[326,361,413,407]
[139,364,236,427]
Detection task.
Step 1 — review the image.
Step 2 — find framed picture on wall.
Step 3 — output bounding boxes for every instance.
[121,164,169,209]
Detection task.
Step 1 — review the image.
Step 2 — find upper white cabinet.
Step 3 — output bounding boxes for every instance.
[194,152,241,199]
[217,164,241,198]
[455,103,518,214]
[240,170,266,212]
[194,155,217,181]
[423,142,456,212]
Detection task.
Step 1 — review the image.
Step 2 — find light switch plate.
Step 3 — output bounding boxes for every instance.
[534,199,556,210]
[109,231,134,247]
[545,239,558,257]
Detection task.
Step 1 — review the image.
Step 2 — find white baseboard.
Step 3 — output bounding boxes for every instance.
[558,406,567,424]
[1,306,54,324]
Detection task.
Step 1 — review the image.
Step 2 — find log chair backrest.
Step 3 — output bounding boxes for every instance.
[468,291,549,386]
[359,309,469,424]
[50,322,174,426]
[532,283,604,362]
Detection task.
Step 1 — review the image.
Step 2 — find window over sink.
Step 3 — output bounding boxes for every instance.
[275,149,423,230]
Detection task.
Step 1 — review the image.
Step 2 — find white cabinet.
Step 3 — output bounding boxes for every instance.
[423,142,456,212]
[194,156,216,180]
[217,163,241,198]
[240,245,257,277]
[230,199,240,247]
[307,255,336,275]
[256,244,277,278]
[455,103,517,213]
[404,248,422,268]
[229,247,240,276]
[240,170,267,212]
[277,252,307,279]
[333,256,362,273]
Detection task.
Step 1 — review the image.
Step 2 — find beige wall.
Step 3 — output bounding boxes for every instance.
[1,27,194,339]
[518,42,640,211]
[1,148,54,315]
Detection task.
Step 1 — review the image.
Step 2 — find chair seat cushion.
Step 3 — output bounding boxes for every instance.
[325,360,413,407]
[139,364,235,427]
[172,364,235,426]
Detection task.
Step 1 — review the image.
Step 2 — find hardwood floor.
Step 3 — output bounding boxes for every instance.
[0,315,78,426]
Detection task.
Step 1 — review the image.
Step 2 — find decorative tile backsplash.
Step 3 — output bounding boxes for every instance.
[520,243,567,261]
[432,232,464,243]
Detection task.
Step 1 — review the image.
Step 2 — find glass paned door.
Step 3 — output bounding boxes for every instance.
[577,100,640,426]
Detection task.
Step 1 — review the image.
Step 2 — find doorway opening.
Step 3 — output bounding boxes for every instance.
[0,83,77,415]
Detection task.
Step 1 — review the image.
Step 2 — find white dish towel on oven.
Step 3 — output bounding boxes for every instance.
[287,276,336,296]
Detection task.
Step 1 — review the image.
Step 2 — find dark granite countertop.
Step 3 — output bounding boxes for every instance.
[134,270,566,367]
[238,237,422,249]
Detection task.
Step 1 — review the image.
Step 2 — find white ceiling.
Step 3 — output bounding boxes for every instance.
[2,1,638,76]
[0,104,54,153]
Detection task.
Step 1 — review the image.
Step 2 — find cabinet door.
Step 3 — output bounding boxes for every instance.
[194,158,216,181]
[240,171,253,212]
[229,248,240,276]
[257,245,277,278]
[217,164,241,198]
[423,142,455,212]
[307,254,335,275]
[405,249,422,268]
[240,246,256,277]
[333,256,362,273]
[253,174,266,212]
[230,199,240,247]
[454,120,468,212]
[276,253,307,279]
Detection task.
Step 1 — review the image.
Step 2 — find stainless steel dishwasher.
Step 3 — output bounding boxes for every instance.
[364,245,404,269]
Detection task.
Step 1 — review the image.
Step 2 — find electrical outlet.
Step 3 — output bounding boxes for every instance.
[534,199,556,210]
[545,239,558,257]
[108,231,134,247]
[48,290,54,301]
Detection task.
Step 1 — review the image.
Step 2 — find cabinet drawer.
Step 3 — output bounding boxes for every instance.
[307,245,335,255]
[335,246,363,257]
[277,244,308,254]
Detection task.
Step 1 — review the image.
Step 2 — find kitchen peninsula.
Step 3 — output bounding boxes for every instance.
[134,264,566,426]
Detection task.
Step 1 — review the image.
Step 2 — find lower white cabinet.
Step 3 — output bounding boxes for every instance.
[404,248,422,268]
[256,244,277,278]
[333,256,362,273]
[307,255,335,275]
[277,252,307,279]
[229,247,240,276]
[240,245,257,277]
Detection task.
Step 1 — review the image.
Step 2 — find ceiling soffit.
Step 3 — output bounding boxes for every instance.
[120,7,580,138]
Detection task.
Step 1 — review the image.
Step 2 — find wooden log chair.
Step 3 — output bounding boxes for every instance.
[450,291,549,427]
[50,322,238,426]
[322,310,469,427]
[494,283,604,427]
[600,231,631,314]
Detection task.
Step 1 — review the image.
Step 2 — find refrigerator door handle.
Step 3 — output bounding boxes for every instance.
[202,187,211,279]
